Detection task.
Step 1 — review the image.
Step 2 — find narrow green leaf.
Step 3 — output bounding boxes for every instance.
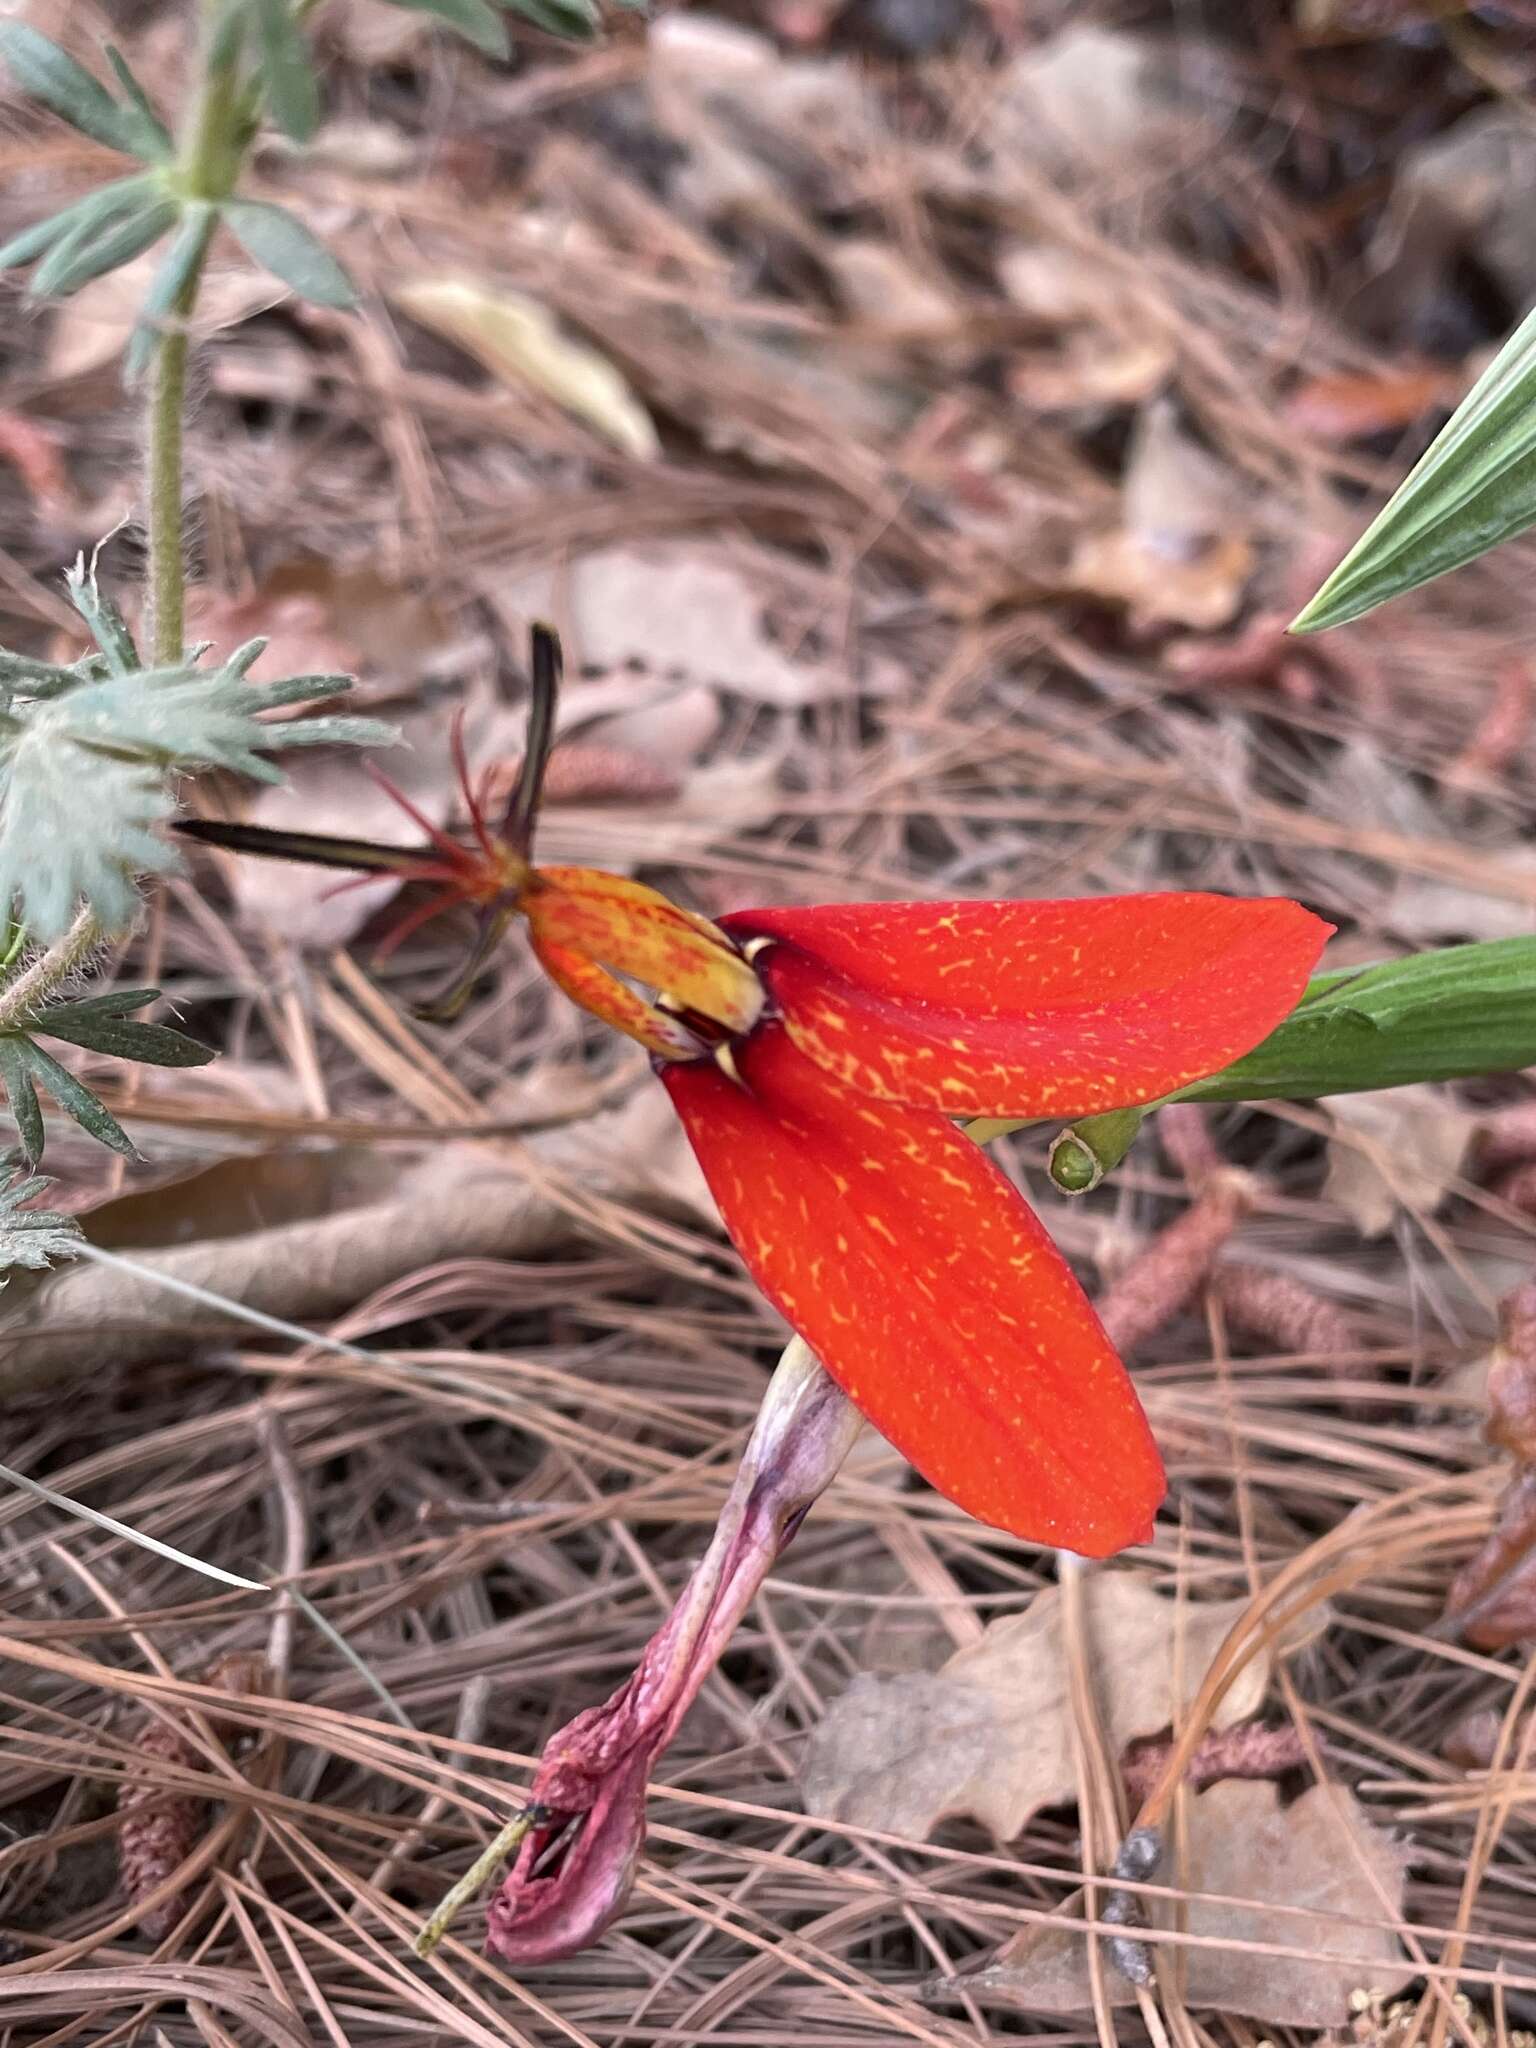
[1180,937,1536,1101]
[379,0,509,55]
[0,1039,43,1164]
[16,1038,137,1159]
[125,204,217,387]
[0,24,156,160]
[64,555,141,674]
[0,652,82,695]
[254,0,321,143]
[0,173,157,275]
[31,195,177,301]
[220,199,356,309]
[101,47,174,161]
[502,0,602,36]
[263,714,399,750]
[207,0,250,71]
[258,672,353,707]
[1293,303,1536,632]
[33,991,215,1068]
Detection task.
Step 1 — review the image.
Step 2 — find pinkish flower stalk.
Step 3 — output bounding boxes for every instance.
[485,1338,863,1966]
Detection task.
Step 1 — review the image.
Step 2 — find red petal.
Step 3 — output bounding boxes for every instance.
[723,894,1332,1119]
[661,1024,1164,1555]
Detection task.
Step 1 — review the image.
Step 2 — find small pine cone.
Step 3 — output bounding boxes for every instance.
[481,743,682,811]
[118,1720,205,1941]
[1479,1101,1536,1176]
[1213,1262,1359,1373]
[1158,1102,1222,1186]
[1444,659,1533,793]
[1121,1720,1309,1806]
[117,1653,269,1940]
[1097,1170,1257,1356]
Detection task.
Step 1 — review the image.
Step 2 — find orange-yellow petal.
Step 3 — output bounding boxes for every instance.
[661,1023,1165,1555]
[530,932,703,1059]
[527,868,764,1036]
[723,894,1332,1119]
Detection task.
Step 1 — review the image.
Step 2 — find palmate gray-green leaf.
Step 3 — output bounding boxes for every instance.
[1180,936,1536,1101]
[0,1157,84,1276]
[0,651,393,938]
[221,199,356,309]
[0,719,177,939]
[1292,302,1536,632]
[0,24,171,163]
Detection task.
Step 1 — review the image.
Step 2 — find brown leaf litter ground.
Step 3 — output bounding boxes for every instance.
[6,3,1536,2042]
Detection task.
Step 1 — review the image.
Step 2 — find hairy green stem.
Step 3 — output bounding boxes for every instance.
[144,26,250,665]
[144,320,193,665]
[0,907,98,1030]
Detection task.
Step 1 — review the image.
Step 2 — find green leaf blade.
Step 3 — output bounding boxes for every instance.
[16,1038,137,1160]
[0,1039,44,1165]
[378,0,510,55]
[0,173,158,278]
[102,46,174,161]
[255,0,321,143]
[503,0,602,36]
[1293,302,1536,633]
[1180,937,1536,1101]
[125,204,217,386]
[31,194,178,300]
[220,199,356,309]
[31,992,216,1069]
[0,23,159,160]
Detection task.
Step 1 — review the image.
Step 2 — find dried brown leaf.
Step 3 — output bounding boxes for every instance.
[185,559,462,710]
[505,546,881,707]
[801,1571,1317,1842]
[1325,1086,1479,1239]
[1283,364,1458,444]
[1009,334,1174,413]
[47,258,278,382]
[392,276,661,461]
[0,1106,671,1392]
[971,1781,1412,2029]
[1066,400,1257,627]
[0,406,74,517]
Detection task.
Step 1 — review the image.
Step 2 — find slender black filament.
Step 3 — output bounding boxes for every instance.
[501,623,562,860]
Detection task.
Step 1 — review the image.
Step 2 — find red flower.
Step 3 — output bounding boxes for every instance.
[657,892,1329,1555]
[180,631,1332,1554]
